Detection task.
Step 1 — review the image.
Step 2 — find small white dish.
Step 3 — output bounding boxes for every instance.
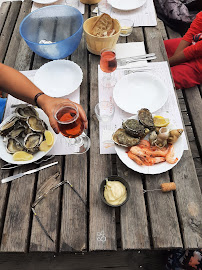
[34,60,83,98]
[113,72,168,114]
[0,109,57,165]
[108,0,146,11]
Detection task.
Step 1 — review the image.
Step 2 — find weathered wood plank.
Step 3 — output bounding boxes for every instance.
[172,151,202,248]
[117,27,150,250]
[117,160,150,249]
[144,19,183,249]
[0,163,36,252]
[157,18,168,41]
[30,157,62,252]
[144,23,168,61]
[0,162,10,243]
[60,8,88,252]
[0,2,10,34]
[4,0,32,67]
[89,53,116,250]
[0,250,169,270]
[184,86,202,156]
[0,4,37,251]
[0,1,21,63]
[145,173,182,248]
[88,6,116,252]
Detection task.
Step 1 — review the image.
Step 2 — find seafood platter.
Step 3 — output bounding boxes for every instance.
[113,108,184,174]
[0,104,56,165]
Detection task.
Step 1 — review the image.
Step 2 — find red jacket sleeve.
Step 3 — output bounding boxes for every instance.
[182,12,202,43]
[183,40,202,60]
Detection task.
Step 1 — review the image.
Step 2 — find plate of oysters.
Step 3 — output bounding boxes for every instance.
[0,104,56,165]
[113,108,184,174]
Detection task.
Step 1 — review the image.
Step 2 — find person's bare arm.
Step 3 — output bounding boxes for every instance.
[168,40,190,67]
[0,63,87,133]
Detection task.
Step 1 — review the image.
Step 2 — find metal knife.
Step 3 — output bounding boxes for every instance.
[1,161,58,184]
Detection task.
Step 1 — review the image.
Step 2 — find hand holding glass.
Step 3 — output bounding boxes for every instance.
[53,101,90,154]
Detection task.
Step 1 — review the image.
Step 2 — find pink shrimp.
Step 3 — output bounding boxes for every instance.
[130,146,150,158]
[138,139,151,148]
[146,156,166,166]
[144,147,169,157]
[166,145,178,164]
[128,151,145,166]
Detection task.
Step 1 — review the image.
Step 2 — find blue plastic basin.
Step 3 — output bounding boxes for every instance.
[20,5,83,60]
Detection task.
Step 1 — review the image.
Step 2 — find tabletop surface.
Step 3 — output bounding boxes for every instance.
[0,0,202,253]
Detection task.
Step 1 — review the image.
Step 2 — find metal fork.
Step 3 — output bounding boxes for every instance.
[1,155,55,170]
[118,56,156,67]
[123,68,152,75]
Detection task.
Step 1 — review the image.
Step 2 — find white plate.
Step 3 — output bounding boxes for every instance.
[34,60,83,98]
[115,116,184,174]
[108,0,146,11]
[113,73,168,114]
[0,109,57,165]
[33,0,58,4]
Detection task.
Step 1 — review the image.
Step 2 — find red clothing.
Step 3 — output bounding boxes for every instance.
[164,38,202,89]
[182,11,202,68]
[164,11,202,89]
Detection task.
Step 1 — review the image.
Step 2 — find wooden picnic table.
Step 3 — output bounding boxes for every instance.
[0,0,202,268]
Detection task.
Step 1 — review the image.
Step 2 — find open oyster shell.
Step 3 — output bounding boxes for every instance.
[15,105,38,119]
[0,116,19,137]
[138,108,154,129]
[112,128,140,147]
[27,116,46,133]
[122,119,145,137]
[24,133,43,153]
[4,137,24,154]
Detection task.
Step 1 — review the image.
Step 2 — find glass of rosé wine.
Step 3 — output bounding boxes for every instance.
[100,48,117,88]
[53,101,90,154]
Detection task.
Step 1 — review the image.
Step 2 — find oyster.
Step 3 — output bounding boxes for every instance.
[4,137,24,154]
[27,116,46,133]
[15,105,38,119]
[0,116,19,136]
[8,126,25,138]
[122,119,145,137]
[113,128,140,147]
[138,108,154,129]
[24,133,43,153]
[7,121,26,138]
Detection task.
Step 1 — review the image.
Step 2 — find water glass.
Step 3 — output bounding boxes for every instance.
[98,1,112,16]
[119,19,134,37]
[95,101,115,123]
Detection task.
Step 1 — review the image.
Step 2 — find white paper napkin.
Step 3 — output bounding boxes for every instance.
[116,42,148,69]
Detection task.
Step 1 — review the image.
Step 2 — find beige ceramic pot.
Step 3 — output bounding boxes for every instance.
[80,0,101,4]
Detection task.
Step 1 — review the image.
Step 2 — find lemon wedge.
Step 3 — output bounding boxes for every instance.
[153,116,170,127]
[13,151,33,161]
[44,130,54,146]
[39,141,52,152]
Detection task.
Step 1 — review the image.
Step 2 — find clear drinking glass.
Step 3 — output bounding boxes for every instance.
[53,101,90,154]
[119,19,134,37]
[95,101,115,123]
[100,48,117,88]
